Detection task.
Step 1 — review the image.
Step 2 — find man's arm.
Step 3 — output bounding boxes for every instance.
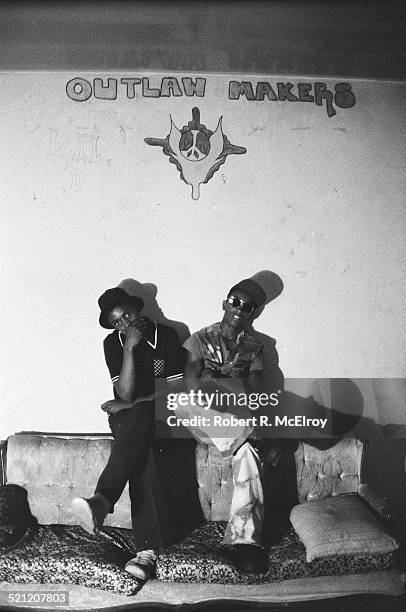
[113,320,145,401]
[184,350,204,392]
[263,338,284,394]
[103,320,145,402]
[248,370,266,393]
[248,340,284,395]
[101,394,155,415]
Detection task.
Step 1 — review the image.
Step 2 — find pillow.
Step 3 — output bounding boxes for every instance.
[290,494,399,563]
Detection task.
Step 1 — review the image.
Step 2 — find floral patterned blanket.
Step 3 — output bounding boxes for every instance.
[0,484,141,595]
[0,484,397,594]
[157,522,397,584]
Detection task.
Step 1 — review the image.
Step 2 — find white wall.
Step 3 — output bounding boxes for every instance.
[1,71,405,436]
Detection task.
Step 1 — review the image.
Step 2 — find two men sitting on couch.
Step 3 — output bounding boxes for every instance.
[72,275,283,578]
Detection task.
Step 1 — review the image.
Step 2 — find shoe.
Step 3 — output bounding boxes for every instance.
[71,493,110,534]
[125,550,157,581]
[233,544,268,574]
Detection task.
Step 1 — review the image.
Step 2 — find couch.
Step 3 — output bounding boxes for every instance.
[0,432,405,610]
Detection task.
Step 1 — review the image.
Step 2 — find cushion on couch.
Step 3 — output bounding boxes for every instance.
[0,484,142,596]
[0,524,143,596]
[156,521,396,584]
[5,434,132,528]
[295,438,363,503]
[290,494,399,563]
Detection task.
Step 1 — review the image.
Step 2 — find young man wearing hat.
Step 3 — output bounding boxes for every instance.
[71,287,186,581]
[183,277,283,573]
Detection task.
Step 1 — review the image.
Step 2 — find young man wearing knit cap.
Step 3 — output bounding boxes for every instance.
[71,286,186,581]
[183,276,283,573]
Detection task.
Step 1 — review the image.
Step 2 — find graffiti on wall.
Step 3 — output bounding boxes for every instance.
[144,107,246,200]
[66,76,356,118]
[65,75,356,198]
[47,126,112,195]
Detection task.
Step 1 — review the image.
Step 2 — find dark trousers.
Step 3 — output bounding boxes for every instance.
[95,402,172,550]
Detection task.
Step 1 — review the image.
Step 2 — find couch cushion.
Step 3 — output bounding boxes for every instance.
[196,438,364,522]
[0,521,142,596]
[290,494,399,562]
[156,521,396,584]
[6,434,132,528]
[0,483,142,595]
[294,439,362,503]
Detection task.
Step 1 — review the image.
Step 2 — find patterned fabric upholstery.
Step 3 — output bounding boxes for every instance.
[6,434,132,528]
[7,434,364,525]
[0,483,141,595]
[295,438,362,502]
[195,438,363,520]
[156,521,396,584]
[2,434,402,594]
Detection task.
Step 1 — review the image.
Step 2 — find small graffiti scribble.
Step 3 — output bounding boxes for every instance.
[48,128,112,166]
[145,107,246,200]
[48,127,112,195]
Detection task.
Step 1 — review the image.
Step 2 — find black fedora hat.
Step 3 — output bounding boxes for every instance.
[98,287,144,329]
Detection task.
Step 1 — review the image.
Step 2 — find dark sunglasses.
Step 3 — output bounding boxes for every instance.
[226,296,256,314]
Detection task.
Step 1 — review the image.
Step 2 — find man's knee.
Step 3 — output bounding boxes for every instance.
[111,402,154,435]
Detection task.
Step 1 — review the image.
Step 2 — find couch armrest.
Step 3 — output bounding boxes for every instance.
[358,483,393,521]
